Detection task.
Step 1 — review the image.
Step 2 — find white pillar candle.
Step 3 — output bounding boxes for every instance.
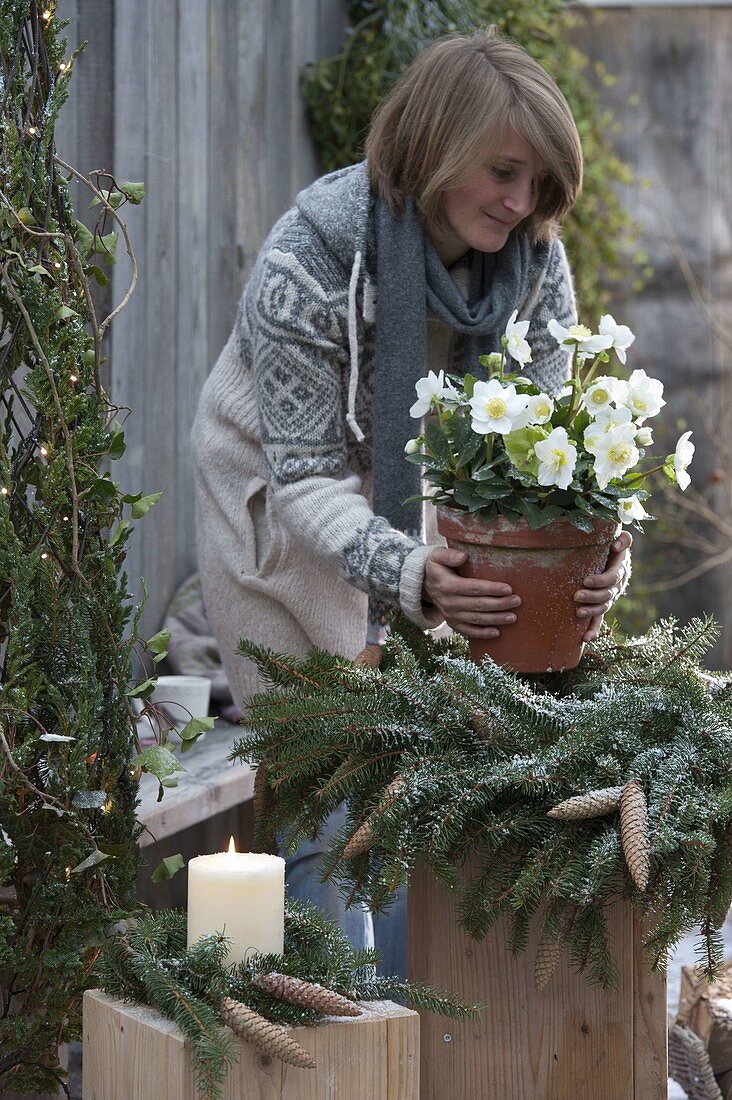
[187,838,285,965]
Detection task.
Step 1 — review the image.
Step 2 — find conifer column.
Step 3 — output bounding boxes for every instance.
[0,3,144,1093]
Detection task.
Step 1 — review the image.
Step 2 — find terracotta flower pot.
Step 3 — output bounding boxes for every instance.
[436,506,621,674]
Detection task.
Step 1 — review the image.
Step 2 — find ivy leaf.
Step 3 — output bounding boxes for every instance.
[109,520,131,548]
[86,264,109,287]
[146,629,170,664]
[74,219,95,259]
[125,676,156,699]
[131,490,164,519]
[135,744,183,782]
[71,849,111,874]
[107,423,126,459]
[96,230,118,264]
[179,716,216,753]
[120,181,145,204]
[89,189,125,210]
[86,475,118,506]
[72,790,108,810]
[151,853,185,883]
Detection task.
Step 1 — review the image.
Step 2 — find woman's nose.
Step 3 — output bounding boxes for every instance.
[504,178,535,217]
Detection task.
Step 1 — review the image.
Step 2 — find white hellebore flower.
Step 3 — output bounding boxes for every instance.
[581,376,620,417]
[598,314,636,365]
[618,495,651,524]
[410,370,451,418]
[593,425,640,490]
[622,369,666,423]
[583,405,633,455]
[673,430,695,490]
[470,379,529,436]
[547,319,613,359]
[504,309,532,367]
[534,427,577,490]
[527,393,554,425]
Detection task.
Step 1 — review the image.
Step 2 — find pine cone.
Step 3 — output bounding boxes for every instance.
[354,645,382,669]
[343,776,405,860]
[534,907,575,992]
[620,780,650,891]
[548,786,624,821]
[252,971,361,1017]
[219,996,316,1069]
[468,710,494,738]
[534,936,563,992]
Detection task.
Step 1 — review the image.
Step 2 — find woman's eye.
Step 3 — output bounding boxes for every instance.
[490,165,513,181]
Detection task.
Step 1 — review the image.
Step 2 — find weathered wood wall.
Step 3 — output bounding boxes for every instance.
[54,2,732,665]
[573,6,732,665]
[54,0,348,646]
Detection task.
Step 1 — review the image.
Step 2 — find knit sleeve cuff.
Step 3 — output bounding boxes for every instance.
[399,544,445,630]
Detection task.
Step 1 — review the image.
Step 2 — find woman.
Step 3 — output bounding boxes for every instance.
[191,28,631,954]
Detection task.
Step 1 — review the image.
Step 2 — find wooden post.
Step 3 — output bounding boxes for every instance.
[82,989,419,1100]
[408,862,666,1100]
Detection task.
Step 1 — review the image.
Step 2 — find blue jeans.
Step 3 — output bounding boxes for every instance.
[284,803,407,978]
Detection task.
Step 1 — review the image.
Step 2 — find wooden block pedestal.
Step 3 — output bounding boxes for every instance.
[82,989,418,1100]
[408,862,667,1100]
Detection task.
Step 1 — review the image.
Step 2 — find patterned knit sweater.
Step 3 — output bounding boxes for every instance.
[192,163,577,630]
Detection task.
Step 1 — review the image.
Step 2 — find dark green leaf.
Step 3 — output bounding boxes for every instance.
[151,853,185,883]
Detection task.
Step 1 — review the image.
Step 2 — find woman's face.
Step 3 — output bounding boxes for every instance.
[432,130,547,265]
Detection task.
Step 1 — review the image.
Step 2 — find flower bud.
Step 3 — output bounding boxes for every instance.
[404,438,421,455]
[485,352,503,372]
[635,426,653,447]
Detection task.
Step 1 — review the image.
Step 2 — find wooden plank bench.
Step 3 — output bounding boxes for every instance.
[136,720,255,847]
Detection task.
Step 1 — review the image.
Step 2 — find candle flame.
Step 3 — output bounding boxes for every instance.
[227,836,236,854]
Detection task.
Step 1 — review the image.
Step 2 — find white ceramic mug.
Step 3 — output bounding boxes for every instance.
[148,675,211,732]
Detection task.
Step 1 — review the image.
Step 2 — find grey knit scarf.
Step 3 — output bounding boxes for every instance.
[368,196,533,635]
[373,195,532,535]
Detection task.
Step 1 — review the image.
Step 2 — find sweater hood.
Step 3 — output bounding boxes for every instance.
[295,162,374,276]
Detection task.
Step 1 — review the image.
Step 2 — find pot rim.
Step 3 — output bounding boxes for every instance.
[435,504,620,549]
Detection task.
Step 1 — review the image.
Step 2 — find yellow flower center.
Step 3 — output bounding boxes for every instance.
[591,388,609,405]
[608,443,632,464]
[551,448,567,468]
[569,324,592,339]
[486,397,506,418]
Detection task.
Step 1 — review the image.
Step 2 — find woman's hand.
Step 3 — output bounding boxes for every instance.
[423,547,521,639]
[574,531,633,642]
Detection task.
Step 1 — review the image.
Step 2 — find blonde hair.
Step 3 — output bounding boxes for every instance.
[365,28,583,243]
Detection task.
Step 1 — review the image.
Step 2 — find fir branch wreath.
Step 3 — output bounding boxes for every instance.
[99,901,477,1100]
[234,615,732,991]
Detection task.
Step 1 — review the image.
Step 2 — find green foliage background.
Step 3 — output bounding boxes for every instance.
[301,0,648,319]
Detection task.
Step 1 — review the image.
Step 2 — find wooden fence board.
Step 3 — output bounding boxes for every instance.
[176,0,210,582]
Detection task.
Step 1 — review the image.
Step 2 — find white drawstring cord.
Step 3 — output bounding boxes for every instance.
[345,249,365,442]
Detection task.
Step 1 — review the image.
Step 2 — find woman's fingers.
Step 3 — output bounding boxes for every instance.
[581,613,604,641]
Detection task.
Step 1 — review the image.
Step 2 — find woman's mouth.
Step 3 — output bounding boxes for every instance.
[484,212,511,227]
